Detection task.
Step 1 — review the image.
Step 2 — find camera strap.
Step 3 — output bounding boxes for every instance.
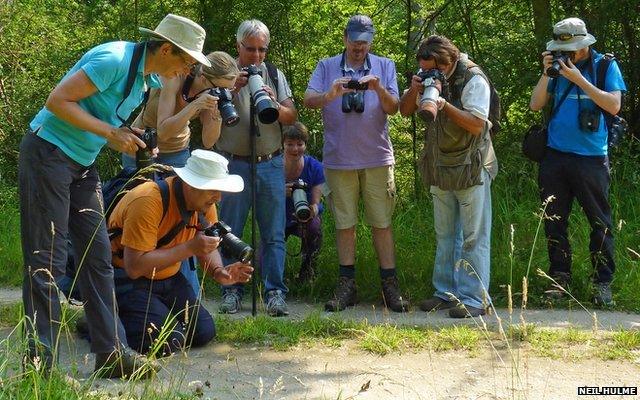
[340,51,371,80]
[115,42,151,131]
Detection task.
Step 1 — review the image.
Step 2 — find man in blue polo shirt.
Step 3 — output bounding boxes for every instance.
[19,14,210,378]
[529,17,626,307]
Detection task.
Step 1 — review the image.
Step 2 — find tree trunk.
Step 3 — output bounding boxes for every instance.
[531,0,552,51]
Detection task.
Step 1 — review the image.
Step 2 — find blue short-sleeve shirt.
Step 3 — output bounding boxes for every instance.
[547,51,626,156]
[30,41,162,166]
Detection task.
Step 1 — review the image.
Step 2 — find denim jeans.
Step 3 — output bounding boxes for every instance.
[219,154,287,297]
[122,148,200,293]
[430,169,493,309]
[19,132,128,366]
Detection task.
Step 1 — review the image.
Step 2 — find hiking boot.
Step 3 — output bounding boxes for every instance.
[94,347,159,379]
[266,290,289,317]
[325,276,357,312]
[593,282,615,308]
[297,262,316,283]
[381,276,410,312]
[419,296,458,312]
[219,288,242,314]
[449,304,486,318]
[543,272,571,300]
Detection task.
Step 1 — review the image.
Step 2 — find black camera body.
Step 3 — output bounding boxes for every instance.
[203,221,254,264]
[417,69,446,85]
[546,51,572,78]
[136,127,157,169]
[290,179,311,221]
[343,79,368,91]
[579,109,601,133]
[242,64,280,124]
[208,87,239,127]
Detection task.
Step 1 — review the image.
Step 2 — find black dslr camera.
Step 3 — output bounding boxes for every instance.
[136,127,157,169]
[203,221,253,263]
[290,179,311,221]
[546,51,572,78]
[208,87,239,127]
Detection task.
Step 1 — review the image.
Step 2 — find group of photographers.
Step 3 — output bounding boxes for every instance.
[18,11,626,378]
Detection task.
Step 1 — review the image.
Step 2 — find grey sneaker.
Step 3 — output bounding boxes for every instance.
[266,290,289,317]
[94,347,159,379]
[219,289,242,314]
[593,282,615,308]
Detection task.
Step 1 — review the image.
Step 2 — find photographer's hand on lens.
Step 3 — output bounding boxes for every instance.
[262,85,278,104]
[233,70,249,93]
[410,75,425,93]
[189,232,221,258]
[109,126,146,155]
[214,262,254,285]
[557,58,585,85]
[191,92,218,114]
[436,97,447,111]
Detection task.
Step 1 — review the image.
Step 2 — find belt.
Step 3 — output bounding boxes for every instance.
[217,149,282,163]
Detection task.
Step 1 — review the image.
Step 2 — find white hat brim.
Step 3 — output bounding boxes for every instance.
[546,34,596,52]
[174,168,244,192]
[139,27,211,67]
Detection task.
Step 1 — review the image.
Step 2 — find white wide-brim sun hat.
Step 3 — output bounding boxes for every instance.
[139,14,211,67]
[546,17,596,52]
[174,149,244,192]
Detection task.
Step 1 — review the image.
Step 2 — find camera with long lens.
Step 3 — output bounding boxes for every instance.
[243,65,280,124]
[136,127,157,169]
[203,221,253,264]
[341,91,365,113]
[208,87,239,127]
[546,51,572,78]
[608,115,628,148]
[290,179,311,221]
[417,69,446,122]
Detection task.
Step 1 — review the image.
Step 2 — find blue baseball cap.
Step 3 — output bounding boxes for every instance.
[345,15,375,43]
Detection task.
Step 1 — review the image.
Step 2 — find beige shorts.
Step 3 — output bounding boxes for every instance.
[323,165,396,229]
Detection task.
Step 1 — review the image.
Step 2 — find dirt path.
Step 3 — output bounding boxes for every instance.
[1,288,639,399]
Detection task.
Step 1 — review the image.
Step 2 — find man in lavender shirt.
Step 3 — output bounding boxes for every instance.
[303,15,409,313]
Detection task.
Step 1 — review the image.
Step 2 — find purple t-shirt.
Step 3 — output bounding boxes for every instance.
[286,155,325,227]
[307,53,398,169]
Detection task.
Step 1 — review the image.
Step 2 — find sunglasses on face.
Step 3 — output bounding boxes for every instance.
[241,42,268,54]
[553,32,586,41]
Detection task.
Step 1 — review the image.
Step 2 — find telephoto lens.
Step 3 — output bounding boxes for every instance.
[209,88,239,126]
[244,65,280,124]
[417,69,445,122]
[291,179,311,220]
[136,127,157,170]
[203,221,254,264]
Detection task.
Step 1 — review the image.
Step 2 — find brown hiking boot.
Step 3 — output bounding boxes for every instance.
[94,348,159,379]
[449,303,486,318]
[419,296,458,312]
[381,276,410,312]
[325,276,357,312]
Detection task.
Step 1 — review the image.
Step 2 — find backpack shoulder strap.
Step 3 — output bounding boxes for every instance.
[123,42,146,102]
[265,61,279,97]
